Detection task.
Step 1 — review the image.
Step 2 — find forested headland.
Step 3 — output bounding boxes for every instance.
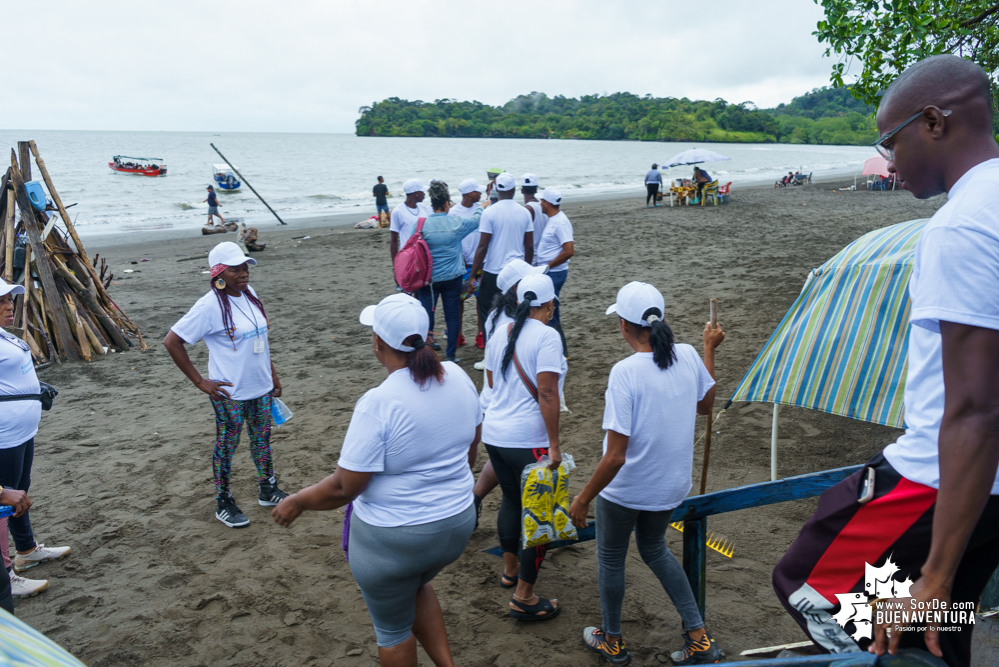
[355,87,877,145]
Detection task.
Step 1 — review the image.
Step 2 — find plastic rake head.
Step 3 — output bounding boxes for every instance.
[669,522,734,558]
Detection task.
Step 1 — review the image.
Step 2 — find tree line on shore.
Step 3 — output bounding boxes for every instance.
[355,86,877,145]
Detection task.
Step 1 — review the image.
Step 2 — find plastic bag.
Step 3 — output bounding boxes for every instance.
[520,453,576,549]
[271,397,294,429]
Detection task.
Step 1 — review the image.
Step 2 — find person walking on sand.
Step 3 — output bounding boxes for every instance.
[483,273,565,621]
[536,187,574,355]
[163,242,289,528]
[569,281,724,666]
[773,55,999,667]
[204,185,225,226]
[467,173,533,342]
[373,176,390,220]
[390,179,432,262]
[645,164,662,207]
[0,278,72,601]
[452,179,487,350]
[272,294,479,667]
[521,173,547,262]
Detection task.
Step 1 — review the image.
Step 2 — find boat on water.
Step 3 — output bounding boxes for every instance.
[213,163,241,191]
[109,156,167,176]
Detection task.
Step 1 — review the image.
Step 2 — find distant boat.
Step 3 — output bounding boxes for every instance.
[109,155,167,176]
[213,163,241,191]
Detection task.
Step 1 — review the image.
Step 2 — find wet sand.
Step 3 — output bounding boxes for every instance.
[13,180,944,665]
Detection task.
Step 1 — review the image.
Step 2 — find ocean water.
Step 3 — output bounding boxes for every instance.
[1,130,876,237]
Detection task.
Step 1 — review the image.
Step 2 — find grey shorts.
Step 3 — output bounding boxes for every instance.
[348,503,475,647]
[208,205,219,215]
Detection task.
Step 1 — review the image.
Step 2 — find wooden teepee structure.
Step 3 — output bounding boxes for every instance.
[0,140,145,364]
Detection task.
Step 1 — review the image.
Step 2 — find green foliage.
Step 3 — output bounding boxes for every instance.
[813,0,999,107]
[355,89,877,145]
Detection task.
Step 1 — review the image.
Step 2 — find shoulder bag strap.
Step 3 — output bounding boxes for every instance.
[414,216,426,237]
[0,394,42,403]
[508,323,539,402]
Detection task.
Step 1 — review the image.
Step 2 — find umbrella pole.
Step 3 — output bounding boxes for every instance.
[771,403,780,481]
[699,299,718,495]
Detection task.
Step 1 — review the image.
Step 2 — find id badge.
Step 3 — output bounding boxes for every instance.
[253,338,265,354]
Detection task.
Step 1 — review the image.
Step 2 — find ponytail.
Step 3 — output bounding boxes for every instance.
[403,334,445,388]
[489,288,519,336]
[501,292,535,376]
[643,307,677,370]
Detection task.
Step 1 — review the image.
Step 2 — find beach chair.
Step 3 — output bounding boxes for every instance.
[718,182,731,203]
[701,180,719,206]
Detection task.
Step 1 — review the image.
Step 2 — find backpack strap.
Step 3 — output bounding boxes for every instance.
[508,323,539,402]
[414,217,426,237]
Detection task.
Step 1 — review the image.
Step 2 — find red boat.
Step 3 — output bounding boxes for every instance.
[109,155,167,176]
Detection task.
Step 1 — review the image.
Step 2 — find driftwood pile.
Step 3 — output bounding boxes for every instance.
[0,140,145,364]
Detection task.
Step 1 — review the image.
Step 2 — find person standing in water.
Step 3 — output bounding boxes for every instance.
[163,242,289,528]
[204,185,225,226]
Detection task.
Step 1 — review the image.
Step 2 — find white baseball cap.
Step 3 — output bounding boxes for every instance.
[606,281,665,327]
[495,172,516,192]
[459,179,485,195]
[522,173,539,187]
[359,294,429,352]
[403,179,425,195]
[497,259,546,294]
[0,277,25,298]
[541,187,562,206]
[209,241,257,274]
[517,273,556,308]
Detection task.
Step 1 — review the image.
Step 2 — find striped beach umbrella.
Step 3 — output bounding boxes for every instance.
[0,608,87,666]
[730,218,929,474]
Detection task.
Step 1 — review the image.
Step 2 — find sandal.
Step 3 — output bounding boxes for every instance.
[509,596,561,621]
[500,573,517,589]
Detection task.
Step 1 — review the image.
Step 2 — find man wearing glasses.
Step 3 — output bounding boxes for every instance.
[773,54,999,667]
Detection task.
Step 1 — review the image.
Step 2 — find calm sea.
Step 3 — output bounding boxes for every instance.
[0,130,875,238]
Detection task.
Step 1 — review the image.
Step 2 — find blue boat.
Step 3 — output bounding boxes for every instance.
[212,163,241,191]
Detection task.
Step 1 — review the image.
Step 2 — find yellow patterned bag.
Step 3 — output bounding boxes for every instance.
[520,454,576,549]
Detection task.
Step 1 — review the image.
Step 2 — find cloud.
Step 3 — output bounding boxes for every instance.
[7,0,841,132]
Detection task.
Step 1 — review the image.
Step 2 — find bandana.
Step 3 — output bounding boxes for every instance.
[211,263,229,279]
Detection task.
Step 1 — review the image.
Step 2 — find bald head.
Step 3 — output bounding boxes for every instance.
[880,55,993,130]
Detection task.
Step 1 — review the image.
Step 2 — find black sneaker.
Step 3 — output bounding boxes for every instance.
[258,475,289,506]
[215,494,249,528]
[583,627,631,666]
[670,630,722,665]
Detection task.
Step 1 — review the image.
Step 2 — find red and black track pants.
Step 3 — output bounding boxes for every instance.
[772,452,999,667]
[485,444,550,584]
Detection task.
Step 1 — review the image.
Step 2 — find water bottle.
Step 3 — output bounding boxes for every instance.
[0,505,14,519]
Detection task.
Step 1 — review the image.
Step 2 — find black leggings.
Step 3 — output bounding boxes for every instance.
[646,183,660,205]
[485,444,549,584]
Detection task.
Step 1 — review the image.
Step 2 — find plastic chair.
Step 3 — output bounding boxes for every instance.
[718,182,731,203]
[701,180,719,206]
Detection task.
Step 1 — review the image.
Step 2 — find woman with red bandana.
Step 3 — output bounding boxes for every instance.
[163,242,288,528]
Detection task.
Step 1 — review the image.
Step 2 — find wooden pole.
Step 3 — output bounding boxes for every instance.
[17,143,31,182]
[27,141,92,269]
[16,242,30,329]
[771,403,780,481]
[3,185,13,282]
[699,298,719,495]
[210,143,287,225]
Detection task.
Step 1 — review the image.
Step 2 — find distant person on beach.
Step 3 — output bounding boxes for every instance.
[163,242,289,529]
[389,179,432,262]
[372,176,390,217]
[0,278,71,602]
[692,167,712,199]
[521,173,548,262]
[536,188,574,355]
[204,185,225,226]
[570,281,724,666]
[645,163,663,207]
[773,55,999,667]
[452,179,487,350]
[467,173,534,342]
[271,294,479,666]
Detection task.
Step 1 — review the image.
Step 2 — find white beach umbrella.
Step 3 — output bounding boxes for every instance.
[663,148,732,168]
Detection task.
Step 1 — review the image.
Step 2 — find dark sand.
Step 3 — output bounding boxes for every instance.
[12,180,945,666]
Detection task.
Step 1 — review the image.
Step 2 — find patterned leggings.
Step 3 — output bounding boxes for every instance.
[209,393,274,499]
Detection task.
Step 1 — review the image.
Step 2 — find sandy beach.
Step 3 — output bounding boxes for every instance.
[12,179,945,666]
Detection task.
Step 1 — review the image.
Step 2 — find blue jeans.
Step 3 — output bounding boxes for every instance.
[548,269,568,354]
[596,495,704,636]
[417,275,463,358]
[376,204,390,216]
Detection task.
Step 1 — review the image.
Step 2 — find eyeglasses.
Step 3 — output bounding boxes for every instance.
[872,108,951,160]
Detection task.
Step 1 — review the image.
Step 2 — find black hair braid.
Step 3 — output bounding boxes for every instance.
[501,292,534,375]
[643,306,677,370]
[489,288,520,336]
[210,278,269,349]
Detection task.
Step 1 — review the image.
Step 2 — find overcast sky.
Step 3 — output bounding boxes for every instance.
[7,0,845,134]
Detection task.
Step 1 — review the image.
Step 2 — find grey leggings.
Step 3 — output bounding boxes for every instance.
[596,495,704,635]
[348,503,475,647]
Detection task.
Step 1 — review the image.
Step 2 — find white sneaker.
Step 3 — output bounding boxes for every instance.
[10,573,49,597]
[13,543,72,572]
[473,360,486,371]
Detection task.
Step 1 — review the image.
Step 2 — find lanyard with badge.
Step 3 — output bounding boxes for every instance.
[232,297,267,353]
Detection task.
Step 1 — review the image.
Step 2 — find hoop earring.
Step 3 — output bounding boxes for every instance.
[214,278,226,290]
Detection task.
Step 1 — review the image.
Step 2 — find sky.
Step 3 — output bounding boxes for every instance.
[6,0,847,134]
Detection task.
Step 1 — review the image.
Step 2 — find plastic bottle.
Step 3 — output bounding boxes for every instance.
[0,505,14,519]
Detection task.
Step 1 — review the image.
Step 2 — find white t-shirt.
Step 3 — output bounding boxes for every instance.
[483,319,565,448]
[479,199,533,274]
[600,347,714,511]
[479,309,514,415]
[0,331,42,450]
[337,362,480,527]
[170,287,274,401]
[536,211,573,272]
[526,201,548,262]
[390,202,432,247]
[451,202,482,267]
[884,158,999,494]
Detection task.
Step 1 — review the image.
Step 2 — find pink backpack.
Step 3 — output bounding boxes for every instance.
[393,217,433,292]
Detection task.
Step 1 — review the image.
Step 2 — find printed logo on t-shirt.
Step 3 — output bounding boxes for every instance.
[21,360,32,375]
[240,326,268,341]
